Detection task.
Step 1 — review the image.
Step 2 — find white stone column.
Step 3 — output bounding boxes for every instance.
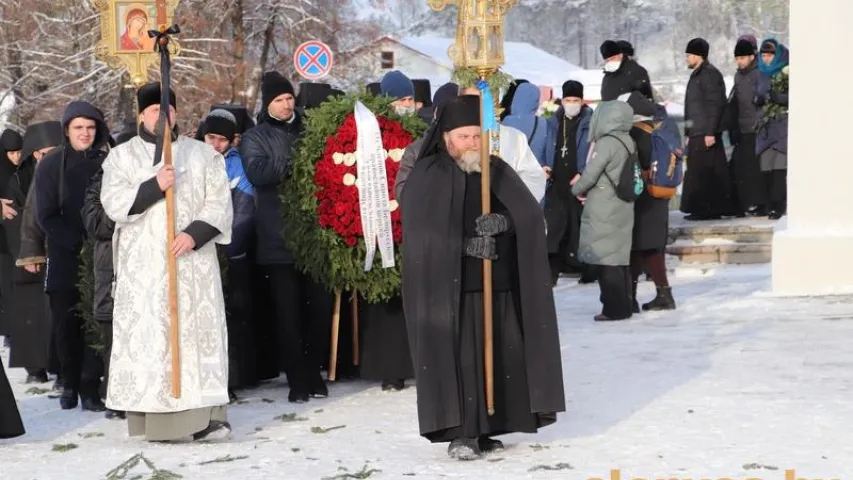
[772,0,853,295]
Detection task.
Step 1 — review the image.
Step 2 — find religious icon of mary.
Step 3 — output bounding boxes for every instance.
[119,4,155,51]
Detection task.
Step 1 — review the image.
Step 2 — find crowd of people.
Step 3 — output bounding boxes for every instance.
[0,32,788,461]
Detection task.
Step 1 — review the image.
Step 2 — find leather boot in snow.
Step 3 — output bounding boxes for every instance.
[642,286,676,311]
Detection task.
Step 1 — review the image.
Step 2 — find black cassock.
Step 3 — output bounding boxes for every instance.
[0,357,24,439]
[680,137,734,218]
[401,152,565,442]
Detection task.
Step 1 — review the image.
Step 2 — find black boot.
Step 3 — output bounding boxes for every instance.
[448,438,481,460]
[59,390,78,410]
[642,286,676,311]
[81,395,106,412]
[631,281,640,314]
[26,370,49,384]
[309,373,328,398]
[105,409,126,420]
[381,379,405,391]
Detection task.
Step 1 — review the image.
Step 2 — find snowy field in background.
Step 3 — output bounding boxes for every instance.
[2,263,852,479]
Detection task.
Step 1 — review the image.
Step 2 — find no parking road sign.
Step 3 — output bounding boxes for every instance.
[293,41,334,80]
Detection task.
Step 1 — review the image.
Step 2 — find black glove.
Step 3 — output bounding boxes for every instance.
[753,94,766,107]
[464,236,498,260]
[474,213,512,236]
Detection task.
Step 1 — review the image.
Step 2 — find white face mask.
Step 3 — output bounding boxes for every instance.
[395,105,416,116]
[563,103,582,118]
[604,60,621,73]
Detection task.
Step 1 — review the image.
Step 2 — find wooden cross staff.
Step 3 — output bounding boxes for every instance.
[151,0,181,398]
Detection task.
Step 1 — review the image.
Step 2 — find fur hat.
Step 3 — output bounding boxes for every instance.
[686,38,710,58]
[561,80,584,100]
[137,82,177,113]
[734,39,756,57]
[617,40,634,57]
[600,40,622,60]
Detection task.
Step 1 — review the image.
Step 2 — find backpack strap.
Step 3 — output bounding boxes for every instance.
[528,118,540,146]
[601,134,635,190]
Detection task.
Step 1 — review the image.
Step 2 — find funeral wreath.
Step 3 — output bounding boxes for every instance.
[281,92,427,303]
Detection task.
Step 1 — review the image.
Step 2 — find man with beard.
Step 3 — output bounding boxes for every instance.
[728,37,767,217]
[380,70,417,116]
[600,40,653,101]
[680,38,733,220]
[543,80,593,285]
[401,95,565,460]
[36,101,111,412]
[5,122,63,386]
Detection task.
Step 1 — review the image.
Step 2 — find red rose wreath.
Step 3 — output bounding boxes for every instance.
[281,93,427,303]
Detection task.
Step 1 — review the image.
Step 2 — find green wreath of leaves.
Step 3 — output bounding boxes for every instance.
[280,92,427,303]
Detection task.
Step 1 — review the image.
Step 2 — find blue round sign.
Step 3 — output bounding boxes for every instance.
[293,41,334,80]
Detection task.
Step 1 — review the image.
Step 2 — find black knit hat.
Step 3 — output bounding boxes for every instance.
[686,38,710,58]
[209,103,254,133]
[261,71,295,112]
[734,39,755,57]
[0,129,23,152]
[617,40,634,57]
[412,79,432,107]
[600,40,622,60]
[561,80,584,100]
[204,109,237,142]
[137,82,177,113]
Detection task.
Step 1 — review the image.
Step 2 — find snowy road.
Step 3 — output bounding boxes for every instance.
[2,264,852,479]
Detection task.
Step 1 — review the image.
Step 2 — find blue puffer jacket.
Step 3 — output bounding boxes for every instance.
[545,105,593,172]
[223,147,255,259]
[503,83,551,167]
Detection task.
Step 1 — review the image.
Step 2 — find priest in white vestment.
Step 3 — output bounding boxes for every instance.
[100,83,233,442]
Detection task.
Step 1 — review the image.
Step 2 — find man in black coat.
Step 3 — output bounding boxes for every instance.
[401,95,565,460]
[240,71,327,403]
[34,101,109,411]
[728,37,767,217]
[680,38,734,220]
[600,40,653,101]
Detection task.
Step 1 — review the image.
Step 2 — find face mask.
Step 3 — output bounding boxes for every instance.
[395,105,416,116]
[604,60,621,73]
[563,103,582,118]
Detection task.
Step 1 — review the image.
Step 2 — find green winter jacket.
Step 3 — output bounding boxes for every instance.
[571,101,635,266]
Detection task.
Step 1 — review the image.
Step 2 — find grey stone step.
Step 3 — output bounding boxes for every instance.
[668,224,774,244]
[665,242,772,264]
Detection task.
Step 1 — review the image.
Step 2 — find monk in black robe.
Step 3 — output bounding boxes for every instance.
[401,96,565,461]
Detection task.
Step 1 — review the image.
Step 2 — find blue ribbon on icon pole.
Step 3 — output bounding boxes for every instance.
[477,80,499,154]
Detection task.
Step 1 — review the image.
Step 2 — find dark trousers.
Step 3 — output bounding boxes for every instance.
[764,169,787,214]
[630,250,669,287]
[267,264,325,393]
[226,257,258,389]
[48,290,101,397]
[98,321,112,399]
[597,265,633,319]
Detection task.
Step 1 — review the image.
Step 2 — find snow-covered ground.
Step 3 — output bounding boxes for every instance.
[2,264,852,479]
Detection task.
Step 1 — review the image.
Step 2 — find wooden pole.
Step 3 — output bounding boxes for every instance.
[478,85,495,416]
[163,124,180,399]
[328,290,342,381]
[352,291,359,366]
